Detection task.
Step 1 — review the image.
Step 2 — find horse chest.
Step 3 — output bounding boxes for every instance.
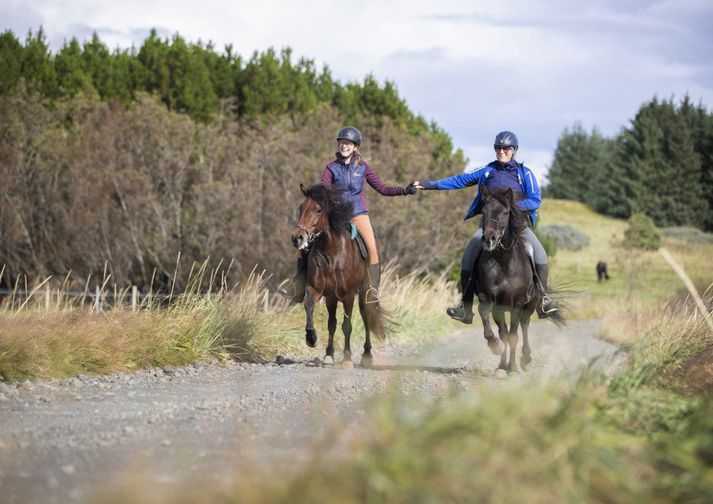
[479,257,532,305]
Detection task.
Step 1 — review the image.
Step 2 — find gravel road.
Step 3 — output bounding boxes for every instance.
[0,319,620,503]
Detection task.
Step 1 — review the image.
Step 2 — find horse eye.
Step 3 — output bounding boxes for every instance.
[315,208,323,214]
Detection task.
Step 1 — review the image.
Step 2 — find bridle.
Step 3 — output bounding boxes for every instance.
[295,223,323,249]
[484,214,515,251]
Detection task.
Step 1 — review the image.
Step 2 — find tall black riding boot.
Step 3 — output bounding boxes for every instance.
[279,255,308,303]
[535,263,559,318]
[364,263,381,303]
[446,269,474,324]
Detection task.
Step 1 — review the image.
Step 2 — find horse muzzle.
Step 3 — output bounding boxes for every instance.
[292,230,309,250]
[483,234,500,252]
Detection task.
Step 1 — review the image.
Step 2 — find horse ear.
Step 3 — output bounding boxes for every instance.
[482,186,490,199]
[504,188,514,203]
[300,183,308,197]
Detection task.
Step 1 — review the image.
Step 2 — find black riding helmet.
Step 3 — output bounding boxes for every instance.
[337,126,362,146]
[494,131,519,152]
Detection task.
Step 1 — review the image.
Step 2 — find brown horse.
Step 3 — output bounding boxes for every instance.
[291,183,388,367]
[476,187,564,373]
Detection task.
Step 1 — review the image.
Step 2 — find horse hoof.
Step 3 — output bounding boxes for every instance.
[521,355,532,370]
[360,354,373,368]
[341,359,354,369]
[494,368,508,379]
[323,355,335,366]
[305,330,318,348]
[486,337,503,355]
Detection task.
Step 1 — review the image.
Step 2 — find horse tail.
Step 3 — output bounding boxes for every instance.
[544,283,571,328]
[364,301,392,340]
[546,306,567,327]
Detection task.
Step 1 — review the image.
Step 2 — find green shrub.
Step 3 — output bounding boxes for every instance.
[624,213,661,250]
[661,227,713,244]
[537,224,589,251]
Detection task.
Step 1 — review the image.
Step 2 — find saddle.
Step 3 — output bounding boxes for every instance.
[350,223,369,261]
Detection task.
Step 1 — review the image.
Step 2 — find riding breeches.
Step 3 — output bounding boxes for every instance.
[352,214,379,265]
[461,225,547,271]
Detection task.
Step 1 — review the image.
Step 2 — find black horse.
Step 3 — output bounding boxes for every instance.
[476,187,564,373]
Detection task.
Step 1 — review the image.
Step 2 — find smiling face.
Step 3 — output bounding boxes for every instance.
[495,145,514,163]
[338,139,356,161]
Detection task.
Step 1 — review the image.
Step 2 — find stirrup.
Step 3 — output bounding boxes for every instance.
[364,286,379,304]
[537,295,559,318]
[278,282,304,303]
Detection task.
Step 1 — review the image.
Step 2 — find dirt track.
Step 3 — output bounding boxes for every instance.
[0,319,620,503]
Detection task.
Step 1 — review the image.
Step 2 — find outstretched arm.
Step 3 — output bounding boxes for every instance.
[365,163,407,196]
[413,167,483,191]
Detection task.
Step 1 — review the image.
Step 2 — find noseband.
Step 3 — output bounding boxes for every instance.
[296,224,322,247]
[484,215,515,251]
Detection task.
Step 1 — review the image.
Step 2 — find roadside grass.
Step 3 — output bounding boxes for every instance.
[97,282,713,504]
[98,315,713,504]
[0,263,455,382]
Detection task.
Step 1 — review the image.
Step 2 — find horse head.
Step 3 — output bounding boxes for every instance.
[481,187,514,252]
[292,184,329,251]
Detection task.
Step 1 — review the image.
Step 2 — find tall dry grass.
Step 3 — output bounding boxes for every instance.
[93,251,713,504]
[0,262,457,382]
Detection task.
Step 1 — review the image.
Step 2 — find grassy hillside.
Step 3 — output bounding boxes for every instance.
[541,199,713,321]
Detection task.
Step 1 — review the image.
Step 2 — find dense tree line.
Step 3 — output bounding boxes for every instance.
[0,90,469,292]
[0,28,453,158]
[546,97,713,231]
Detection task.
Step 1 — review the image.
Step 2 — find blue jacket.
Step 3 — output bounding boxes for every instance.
[423,161,542,225]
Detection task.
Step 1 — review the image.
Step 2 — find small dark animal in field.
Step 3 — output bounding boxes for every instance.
[291,184,389,368]
[596,261,610,282]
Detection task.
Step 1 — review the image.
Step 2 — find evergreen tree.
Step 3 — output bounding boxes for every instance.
[621,98,706,227]
[82,33,112,98]
[137,29,170,99]
[547,123,606,203]
[55,37,93,96]
[0,30,23,94]
[20,27,57,97]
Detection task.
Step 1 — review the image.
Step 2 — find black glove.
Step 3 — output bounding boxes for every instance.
[404,181,418,195]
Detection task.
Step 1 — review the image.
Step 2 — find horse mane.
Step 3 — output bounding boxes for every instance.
[487,187,529,236]
[304,184,353,234]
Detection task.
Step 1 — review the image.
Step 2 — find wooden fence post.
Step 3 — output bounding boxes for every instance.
[45,284,51,311]
[263,289,269,312]
[94,285,100,313]
[131,285,138,311]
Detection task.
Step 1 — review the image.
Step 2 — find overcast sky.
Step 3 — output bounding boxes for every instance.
[3,0,712,182]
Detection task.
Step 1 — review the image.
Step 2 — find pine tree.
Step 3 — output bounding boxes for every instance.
[0,30,23,94]
[55,37,93,96]
[20,27,57,97]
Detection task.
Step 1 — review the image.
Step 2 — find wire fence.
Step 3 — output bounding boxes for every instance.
[0,285,274,313]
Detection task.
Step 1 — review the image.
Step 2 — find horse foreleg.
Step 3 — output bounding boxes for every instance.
[492,305,508,371]
[520,312,532,370]
[324,295,338,364]
[508,309,522,373]
[358,292,373,368]
[341,294,356,368]
[304,286,320,348]
[478,300,502,355]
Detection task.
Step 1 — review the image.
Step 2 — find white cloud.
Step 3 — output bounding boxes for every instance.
[2,0,711,180]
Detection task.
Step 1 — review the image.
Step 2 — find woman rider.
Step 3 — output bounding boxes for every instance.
[283,126,417,303]
[414,130,558,322]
